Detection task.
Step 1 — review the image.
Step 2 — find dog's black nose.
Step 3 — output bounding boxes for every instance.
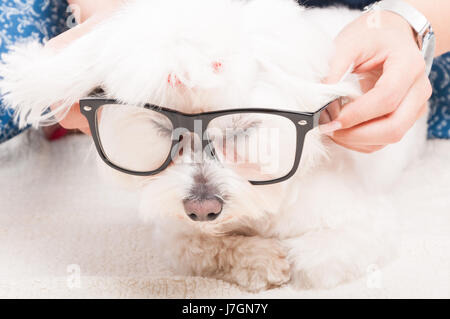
[183,198,223,221]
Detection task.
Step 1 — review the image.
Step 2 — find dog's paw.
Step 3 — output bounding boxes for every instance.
[287,235,393,289]
[224,238,291,292]
[290,259,356,289]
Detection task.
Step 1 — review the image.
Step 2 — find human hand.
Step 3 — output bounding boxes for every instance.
[320,10,432,153]
[45,0,124,135]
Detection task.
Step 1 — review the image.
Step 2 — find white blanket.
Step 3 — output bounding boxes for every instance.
[0,130,449,298]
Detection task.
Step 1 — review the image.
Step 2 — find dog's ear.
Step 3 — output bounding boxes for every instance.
[0,36,103,128]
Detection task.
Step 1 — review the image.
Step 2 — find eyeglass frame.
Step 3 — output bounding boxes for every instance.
[79,97,334,185]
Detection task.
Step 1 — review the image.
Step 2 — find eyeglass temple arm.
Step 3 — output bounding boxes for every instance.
[308,99,338,128]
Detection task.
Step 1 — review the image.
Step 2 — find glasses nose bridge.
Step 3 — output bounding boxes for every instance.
[174,114,215,160]
[175,114,210,138]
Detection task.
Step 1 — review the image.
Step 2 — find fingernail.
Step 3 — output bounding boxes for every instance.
[319,121,342,135]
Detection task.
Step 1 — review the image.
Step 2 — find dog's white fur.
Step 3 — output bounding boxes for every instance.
[0,0,427,291]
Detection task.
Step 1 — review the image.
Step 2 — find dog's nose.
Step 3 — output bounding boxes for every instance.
[183,198,223,221]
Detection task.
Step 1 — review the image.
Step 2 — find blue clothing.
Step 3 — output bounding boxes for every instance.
[0,0,449,143]
[299,0,376,9]
[428,53,450,138]
[0,0,68,143]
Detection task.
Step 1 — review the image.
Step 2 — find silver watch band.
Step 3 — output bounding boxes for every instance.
[365,0,436,75]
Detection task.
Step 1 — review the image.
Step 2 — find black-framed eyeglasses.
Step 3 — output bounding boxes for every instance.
[80,98,333,185]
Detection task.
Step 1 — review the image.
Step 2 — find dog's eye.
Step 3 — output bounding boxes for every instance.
[226,126,258,138]
[226,116,262,138]
[150,119,172,136]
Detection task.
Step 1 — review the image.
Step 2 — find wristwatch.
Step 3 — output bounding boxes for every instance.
[364,0,436,75]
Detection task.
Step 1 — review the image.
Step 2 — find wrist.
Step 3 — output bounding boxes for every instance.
[388,0,449,56]
[365,0,436,74]
[363,9,416,43]
[404,0,450,56]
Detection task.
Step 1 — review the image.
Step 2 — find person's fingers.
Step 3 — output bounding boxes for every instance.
[320,40,361,132]
[323,37,361,85]
[46,19,96,135]
[335,50,426,130]
[332,139,386,153]
[50,102,91,135]
[68,0,124,23]
[46,4,118,134]
[319,109,332,125]
[331,74,432,145]
[46,12,110,52]
[319,99,341,125]
[327,99,341,121]
[78,124,91,135]
[417,102,428,118]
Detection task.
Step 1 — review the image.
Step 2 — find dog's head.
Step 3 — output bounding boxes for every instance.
[0,0,359,235]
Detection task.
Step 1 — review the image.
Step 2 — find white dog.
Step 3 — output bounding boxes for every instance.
[0,0,427,291]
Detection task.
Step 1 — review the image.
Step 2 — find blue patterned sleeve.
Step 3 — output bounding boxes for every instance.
[428,53,450,139]
[0,0,69,144]
[297,0,376,9]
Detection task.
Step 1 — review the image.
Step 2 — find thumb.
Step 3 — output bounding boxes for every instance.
[45,12,110,51]
[324,40,360,85]
[319,38,361,133]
